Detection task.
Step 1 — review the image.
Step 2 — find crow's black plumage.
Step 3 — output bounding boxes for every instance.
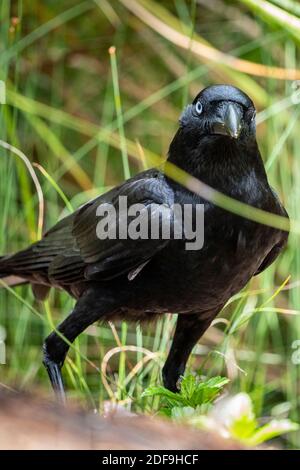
[0,85,289,401]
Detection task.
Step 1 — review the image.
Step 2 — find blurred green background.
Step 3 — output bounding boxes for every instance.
[1,0,300,448]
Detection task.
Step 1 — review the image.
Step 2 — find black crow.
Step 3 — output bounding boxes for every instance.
[0,85,289,402]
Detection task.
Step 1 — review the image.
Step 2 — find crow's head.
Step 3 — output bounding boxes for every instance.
[179,85,256,141]
[168,85,262,178]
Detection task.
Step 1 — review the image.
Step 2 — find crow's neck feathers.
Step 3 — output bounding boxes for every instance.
[167,128,268,198]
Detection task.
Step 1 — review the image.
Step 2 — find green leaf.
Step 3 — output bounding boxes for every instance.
[171,406,196,420]
[191,377,230,407]
[142,375,229,411]
[180,375,197,401]
[141,385,186,406]
[229,414,258,440]
[247,420,299,447]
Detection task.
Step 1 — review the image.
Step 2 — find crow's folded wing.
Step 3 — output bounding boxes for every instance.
[254,187,289,276]
[254,242,285,276]
[49,170,174,283]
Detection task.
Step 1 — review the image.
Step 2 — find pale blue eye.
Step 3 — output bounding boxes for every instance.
[195,101,203,115]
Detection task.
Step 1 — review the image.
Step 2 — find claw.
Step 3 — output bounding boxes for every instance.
[162,367,181,393]
[176,376,183,391]
[43,353,66,405]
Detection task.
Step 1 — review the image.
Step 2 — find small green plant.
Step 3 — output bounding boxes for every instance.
[143,376,298,446]
[142,374,229,417]
[190,392,299,447]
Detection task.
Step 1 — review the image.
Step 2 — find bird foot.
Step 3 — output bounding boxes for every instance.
[43,353,66,405]
[162,368,182,393]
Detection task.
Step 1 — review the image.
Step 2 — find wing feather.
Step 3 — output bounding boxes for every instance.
[48,170,174,283]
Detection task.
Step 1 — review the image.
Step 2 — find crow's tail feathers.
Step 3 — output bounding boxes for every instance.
[0,255,27,287]
[0,255,10,278]
[0,255,49,298]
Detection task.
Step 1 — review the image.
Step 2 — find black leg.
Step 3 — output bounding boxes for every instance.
[43,287,118,403]
[43,345,66,404]
[162,313,215,392]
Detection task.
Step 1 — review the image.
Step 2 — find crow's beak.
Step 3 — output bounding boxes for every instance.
[212,103,242,139]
